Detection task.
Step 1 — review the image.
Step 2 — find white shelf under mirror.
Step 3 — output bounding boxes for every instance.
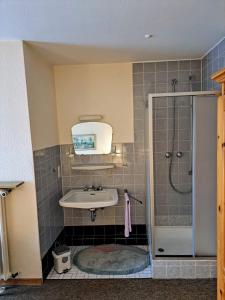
[71,163,115,171]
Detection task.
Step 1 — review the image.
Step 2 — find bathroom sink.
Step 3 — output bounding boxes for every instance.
[59,189,118,209]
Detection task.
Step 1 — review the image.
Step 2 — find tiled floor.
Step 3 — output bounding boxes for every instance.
[47,245,152,279]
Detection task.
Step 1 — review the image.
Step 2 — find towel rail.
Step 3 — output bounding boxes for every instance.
[124,189,143,205]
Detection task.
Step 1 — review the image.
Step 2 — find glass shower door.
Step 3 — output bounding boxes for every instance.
[148,93,217,257]
[152,95,193,256]
[192,95,217,256]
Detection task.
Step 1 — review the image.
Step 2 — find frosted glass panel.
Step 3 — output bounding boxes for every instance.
[193,96,216,256]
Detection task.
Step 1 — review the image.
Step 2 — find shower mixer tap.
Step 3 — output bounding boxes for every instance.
[165,152,172,159]
[176,151,183,158]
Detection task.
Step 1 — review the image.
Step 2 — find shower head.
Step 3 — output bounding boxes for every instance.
[171,78,177,93]
[171,79,177,86]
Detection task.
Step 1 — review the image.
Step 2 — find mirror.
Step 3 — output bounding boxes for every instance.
[71,122,112,155]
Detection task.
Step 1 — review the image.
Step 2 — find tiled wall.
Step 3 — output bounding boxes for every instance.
[133,60,201,226]
[152,259,216,279]
[60,57,147,226]
[33,145,63,258]
[61,143,146,225]
[152,96,192,226]
[202,37,225,91]
[36,41,225,232]
[62,225,148,246]
[61,59,201,227]
[33,39,224,270]
[133,60,201,96]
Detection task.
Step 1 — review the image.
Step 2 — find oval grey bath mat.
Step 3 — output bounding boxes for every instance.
[73,244,150,275]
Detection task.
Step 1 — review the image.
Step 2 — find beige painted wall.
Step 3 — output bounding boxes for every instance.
[0,41,42,278]
[54,63,134,144]
[23,43,59,151]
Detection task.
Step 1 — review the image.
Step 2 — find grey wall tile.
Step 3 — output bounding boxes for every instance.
[202,37,225,90]
[33,145,63,258]
[133,63,143,73]
[61,143,146,226]
[60,56,205,229]
[196,266,211,278]
[133,73,143,85]
[168,71,179,83]
[144,72,155,85]
[156,83,168,93]
[156,61,167,72]
[168,61,178,71]
[144,62,156,72]
[179,60,191,70]
[152,259,215,279]
[156,71,167,84]
[191,60,201,70]
[147,58,200,226]
[153,266,167,278]
[167,265,181,278]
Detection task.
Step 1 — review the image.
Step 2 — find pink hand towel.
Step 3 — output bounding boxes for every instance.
[124,192,132,237]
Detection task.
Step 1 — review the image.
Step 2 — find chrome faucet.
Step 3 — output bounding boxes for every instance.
[83,185,89,191]
[97,185,103,191]
[82,185,96,191]
[83,185,103,191]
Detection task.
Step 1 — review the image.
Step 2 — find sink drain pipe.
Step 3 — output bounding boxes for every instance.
[90,209,97,222]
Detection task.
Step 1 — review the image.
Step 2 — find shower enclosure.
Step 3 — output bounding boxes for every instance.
[146,90,217,257]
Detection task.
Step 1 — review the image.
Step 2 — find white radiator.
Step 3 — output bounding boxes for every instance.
[0,190,11,280]
[0,182,23,281]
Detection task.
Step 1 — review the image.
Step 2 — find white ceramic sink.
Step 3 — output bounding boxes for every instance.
[59,189,118,209]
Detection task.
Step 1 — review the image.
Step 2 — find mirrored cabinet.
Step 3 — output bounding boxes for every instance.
[70,121,117,170]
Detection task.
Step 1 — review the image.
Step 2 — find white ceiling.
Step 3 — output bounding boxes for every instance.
[0,0,225,64]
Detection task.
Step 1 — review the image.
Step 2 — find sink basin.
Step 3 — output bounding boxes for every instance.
[59,189,118,209]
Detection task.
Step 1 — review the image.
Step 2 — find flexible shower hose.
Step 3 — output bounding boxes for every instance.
[168,80,192,194]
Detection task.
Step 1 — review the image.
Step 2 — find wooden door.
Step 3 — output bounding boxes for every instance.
[217,94,225,299]
[212,68,225,299]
